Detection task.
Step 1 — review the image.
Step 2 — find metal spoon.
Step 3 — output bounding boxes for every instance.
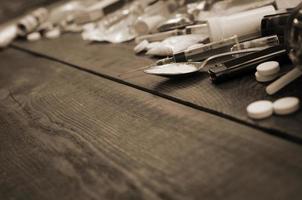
[144,48,263,77]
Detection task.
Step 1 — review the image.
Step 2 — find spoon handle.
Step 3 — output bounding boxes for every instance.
[199,48,263,70]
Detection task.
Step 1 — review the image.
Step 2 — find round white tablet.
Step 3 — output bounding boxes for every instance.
[45,28,61,39]
[27,32,41,42]
[255,72,278,83]
[247,100,273,119]
[273,97,300,115]
[256,61,280,76]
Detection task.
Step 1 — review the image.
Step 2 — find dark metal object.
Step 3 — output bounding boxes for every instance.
[287,2,302,69]
[209,46,289,83]
[261,11,292,43]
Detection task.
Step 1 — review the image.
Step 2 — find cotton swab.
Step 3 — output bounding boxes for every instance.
[266,67,302,95]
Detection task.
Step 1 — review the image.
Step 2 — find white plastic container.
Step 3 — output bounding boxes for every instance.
[207,5,276,42]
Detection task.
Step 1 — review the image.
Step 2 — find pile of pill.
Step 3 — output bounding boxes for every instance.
[247,97,300,119]
[255,61,280,82]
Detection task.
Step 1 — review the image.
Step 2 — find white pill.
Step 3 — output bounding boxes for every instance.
[45,28,61,39]
[273,97,300,115]
[134,40,149,54]
[27,32,41,42]
[255,72,278,83]
[257,61,280,76]
[247,100,273,119]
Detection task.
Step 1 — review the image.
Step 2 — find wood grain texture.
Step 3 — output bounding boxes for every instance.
[1,48,302,200]
[13,34,302,141]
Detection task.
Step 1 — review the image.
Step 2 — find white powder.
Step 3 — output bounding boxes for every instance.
[146,45,173,56]
[146,34,207,56]
[144,63,198,75]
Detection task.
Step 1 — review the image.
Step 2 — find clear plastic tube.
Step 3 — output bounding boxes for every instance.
[231,35,279,51]
[207,6,276,42]
[156,35,239,65]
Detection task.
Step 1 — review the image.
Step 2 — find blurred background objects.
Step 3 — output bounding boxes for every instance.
[0,0,60,24]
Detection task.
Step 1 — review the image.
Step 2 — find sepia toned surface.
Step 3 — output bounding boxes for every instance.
[13,34,302,141]
[1,48,302,200]
[1,1,302,200]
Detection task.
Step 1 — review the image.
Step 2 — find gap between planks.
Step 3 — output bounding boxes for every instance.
[11,44,302,146]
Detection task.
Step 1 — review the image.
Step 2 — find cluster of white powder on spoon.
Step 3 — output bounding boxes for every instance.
[145,63,198,75]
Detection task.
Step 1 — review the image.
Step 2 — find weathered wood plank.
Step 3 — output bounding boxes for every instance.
[13,34,302,140]
[1,48,302,200]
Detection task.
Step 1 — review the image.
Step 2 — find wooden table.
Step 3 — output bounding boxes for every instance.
[1,15,302,200]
